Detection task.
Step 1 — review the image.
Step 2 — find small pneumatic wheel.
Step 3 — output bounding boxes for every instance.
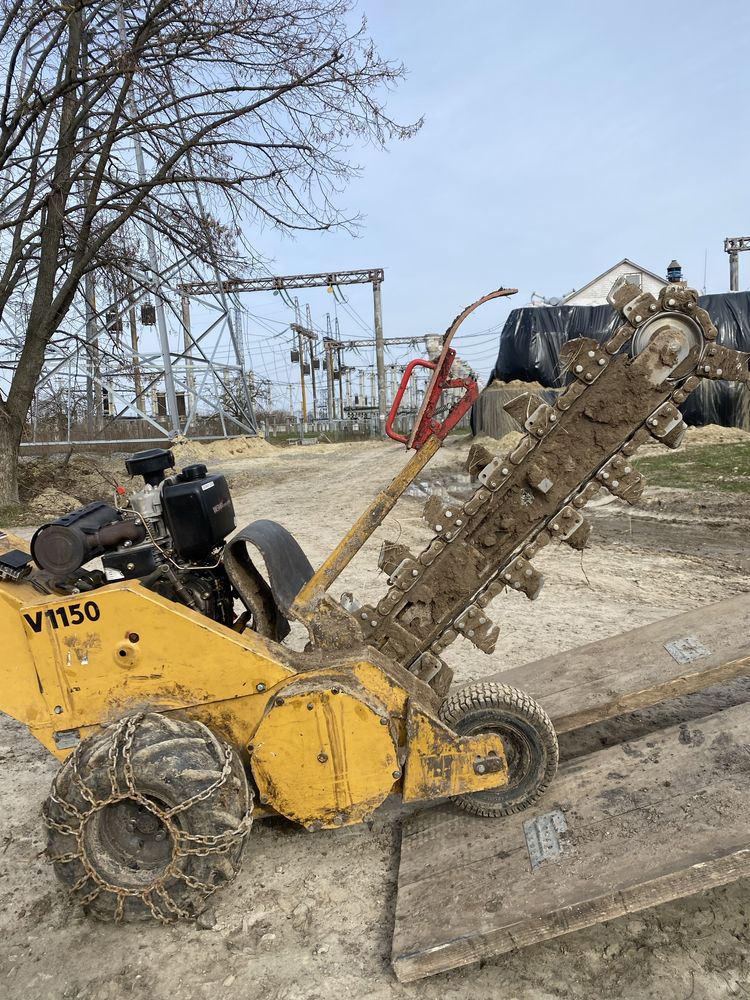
[439,681,559,817]
[44,712,252,922]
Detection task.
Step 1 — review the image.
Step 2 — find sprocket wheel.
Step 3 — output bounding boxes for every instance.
[44,712,252,922]
[439,681,558,817]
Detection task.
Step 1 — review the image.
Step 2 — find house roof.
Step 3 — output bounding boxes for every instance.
[561,258,667,304]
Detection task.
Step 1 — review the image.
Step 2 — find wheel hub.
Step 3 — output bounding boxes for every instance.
[82,797,175,889]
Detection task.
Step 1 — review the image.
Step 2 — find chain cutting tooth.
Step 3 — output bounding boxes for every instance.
[476,578,506,608]
[500,555,543,600]
[453,604,499,653]
[422,498,467,539]
[389,557,423,591]
[645,401,688,449]
[478,456,512,491]
[502,392,546,425]
[597,454,645,504]
[559,337,609,383]
[466,443,496,479]
[378,541,414,576]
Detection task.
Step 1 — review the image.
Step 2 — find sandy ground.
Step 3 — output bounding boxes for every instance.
[1,433,750,1000]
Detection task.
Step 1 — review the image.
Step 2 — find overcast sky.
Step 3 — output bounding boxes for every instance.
[244,0,750,393]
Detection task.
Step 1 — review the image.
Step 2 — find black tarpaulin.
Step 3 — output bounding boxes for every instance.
[483,291,750,427]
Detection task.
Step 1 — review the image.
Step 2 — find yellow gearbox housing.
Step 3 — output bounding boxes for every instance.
[251,677,399,828]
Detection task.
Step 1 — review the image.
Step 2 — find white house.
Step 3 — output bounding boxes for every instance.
[561,258,668,307]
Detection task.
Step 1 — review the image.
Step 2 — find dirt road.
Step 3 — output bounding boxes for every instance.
[1,436,749,1000]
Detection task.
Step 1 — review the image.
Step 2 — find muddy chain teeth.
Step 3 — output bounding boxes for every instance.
[362,283,739,671]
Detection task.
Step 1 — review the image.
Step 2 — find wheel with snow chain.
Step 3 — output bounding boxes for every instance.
[439,682,559,817]
[44,712,252,922]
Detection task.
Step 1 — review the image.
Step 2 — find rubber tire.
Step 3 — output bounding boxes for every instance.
[45,713,251,922]
[439,682,559,817]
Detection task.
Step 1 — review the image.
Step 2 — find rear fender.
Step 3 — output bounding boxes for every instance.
[223,520,315,640]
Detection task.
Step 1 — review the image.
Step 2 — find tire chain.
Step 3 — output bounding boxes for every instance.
[43,714,253,923]
[357,283,750,679]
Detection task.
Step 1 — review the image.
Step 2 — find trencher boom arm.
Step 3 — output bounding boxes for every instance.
[289,287,518,625]
[299,279,750,698]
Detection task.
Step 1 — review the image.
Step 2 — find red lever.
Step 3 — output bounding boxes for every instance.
[385,348,478,449]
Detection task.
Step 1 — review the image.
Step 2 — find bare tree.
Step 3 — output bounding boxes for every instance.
[0,0,420,503]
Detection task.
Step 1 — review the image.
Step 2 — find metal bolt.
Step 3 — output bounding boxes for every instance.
[551,523,559,531]
[361,612,368,620]
[275,697,284,706]
[411,569,419,577]
[475,763,486,775]
[550,414,557,422]
[54,706,63,715]
[154,830,166,842]
[392,770,402,779]
[455,519,463,526]
[380,717,389,726]
[635,314,642,323]
[587,350,595,358]
[716,368,723,376]
[601,471,609,479]
[598,358,606,366]
[611,480,619,488]
[668,298,676,306]
[317,753,328,763]
[585,373,593,381]
[256,683,266,692]
[307,703,314,711]
[445,510,453,518]
[525,568,533,577]
[575,364,583,373]
[435,524,443,532]
[649,418,658,426]
[624,466,632,474]
[649,304,657,312]
[370,620,377,627]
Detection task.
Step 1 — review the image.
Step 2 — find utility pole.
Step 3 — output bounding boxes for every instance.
[306,305,318,420]
[325,340,335,420]
[373,277,386,436]
[335,318,345,420]
[724,237,750,291]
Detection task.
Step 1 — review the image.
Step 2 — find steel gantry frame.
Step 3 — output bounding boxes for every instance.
[177,269,389,435]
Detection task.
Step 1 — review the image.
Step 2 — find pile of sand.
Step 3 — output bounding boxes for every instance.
[170,434,276,466]
[685,425,750,447]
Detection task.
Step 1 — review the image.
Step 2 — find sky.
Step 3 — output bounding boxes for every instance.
[221,0,750,404]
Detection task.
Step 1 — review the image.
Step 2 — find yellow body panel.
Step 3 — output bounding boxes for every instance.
[402,705,509,802]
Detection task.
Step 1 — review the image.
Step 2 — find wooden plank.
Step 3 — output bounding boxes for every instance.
[488,593,750,733]
[392,700,750,982]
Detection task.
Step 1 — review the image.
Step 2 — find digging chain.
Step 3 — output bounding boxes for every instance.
[356,283,750,681]
[43,714,253,922]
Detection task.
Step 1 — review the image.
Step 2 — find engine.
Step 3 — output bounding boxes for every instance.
[30,448,238,626]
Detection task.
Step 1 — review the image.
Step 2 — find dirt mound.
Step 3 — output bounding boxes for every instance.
[685,425,750,447]
[170,435,276,466]
[27,487,81,519]
[470,430,524,455]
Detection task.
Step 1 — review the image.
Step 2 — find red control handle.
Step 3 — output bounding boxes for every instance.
[385,350,478,448]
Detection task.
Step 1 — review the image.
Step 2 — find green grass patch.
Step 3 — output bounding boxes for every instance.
[634,442,750,495]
